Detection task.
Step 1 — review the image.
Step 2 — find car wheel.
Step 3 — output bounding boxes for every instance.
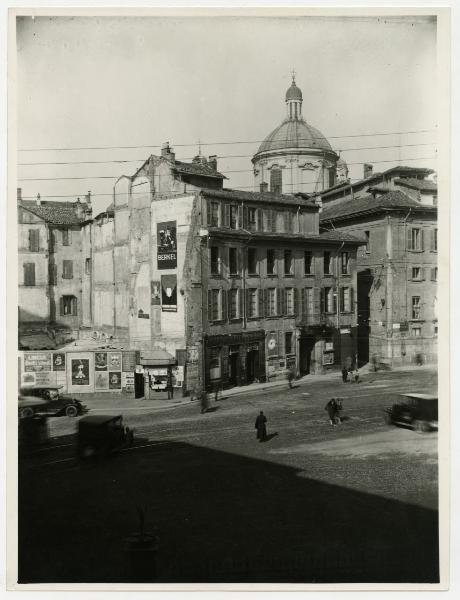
[20,407,34,418]
[415,420,430,434]
[65,405,78,417]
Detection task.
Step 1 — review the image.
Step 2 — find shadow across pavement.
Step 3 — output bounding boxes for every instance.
[19,439,439,584]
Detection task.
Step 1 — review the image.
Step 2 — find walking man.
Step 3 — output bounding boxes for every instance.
[341,366,348,383]
[255,411,267,442]
[325,398,339,426]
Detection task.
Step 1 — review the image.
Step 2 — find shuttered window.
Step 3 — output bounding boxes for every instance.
[229,289,242,320]
[208,289,222,321]
[431,229,438,252]
[210,247,220,275]
[412,296,421,319]
[247,207,257,231]
[247,248,258,275]
[407,228,423,251]
[324,287,336,313]
[62,260,73,279]
[285,332,294,355]
[285,288,295,315]
[323,251,332,275]
[229,248,239,275]
[304,288,314,317]
[340,287,352,312]
[270,168,282,194]
[28,229,40,252]
[267,288,277,316]
[284,250,293,275]
[247,289,258,318]
[304,251,313,275]
[267,249,276,275]
[207,201,220,227]
[23,262,36,286]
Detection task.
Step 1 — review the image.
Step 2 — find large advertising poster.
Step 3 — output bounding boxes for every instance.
[157,221,177,269]
[95,352,108,371]
[52,353,66,371]
[24,352,51,372]
[108,352,122,371]
[95,371,109,390]
[151,280,161,305]
[71,358,90,386]
[161,274,177,312]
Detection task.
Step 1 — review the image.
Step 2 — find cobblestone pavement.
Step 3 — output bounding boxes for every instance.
[19,368,439,584]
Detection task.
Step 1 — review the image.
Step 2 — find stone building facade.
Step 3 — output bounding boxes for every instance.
[319,166,438,367]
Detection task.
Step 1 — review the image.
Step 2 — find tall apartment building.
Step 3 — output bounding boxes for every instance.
[319,165,438,367]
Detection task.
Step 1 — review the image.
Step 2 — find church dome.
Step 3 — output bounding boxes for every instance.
[255,119,333,156]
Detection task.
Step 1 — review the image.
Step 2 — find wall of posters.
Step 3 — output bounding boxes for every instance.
[71,358,90,386]
[52,353,66,371]
[161,274,177,312]
[157,221,177,269]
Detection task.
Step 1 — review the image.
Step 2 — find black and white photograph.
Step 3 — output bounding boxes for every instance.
[7,5,453,591]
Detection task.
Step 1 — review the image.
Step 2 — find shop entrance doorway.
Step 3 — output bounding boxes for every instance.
[246,350,258,384]
[228,349,239,386]
[299,337,314,375]
[134,372,144,398]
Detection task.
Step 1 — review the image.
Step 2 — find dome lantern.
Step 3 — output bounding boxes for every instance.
[286,71,303,120]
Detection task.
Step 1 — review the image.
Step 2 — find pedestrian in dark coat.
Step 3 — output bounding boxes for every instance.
[325,398,338,425]
[255,411,267,441]
[341,366,348,383]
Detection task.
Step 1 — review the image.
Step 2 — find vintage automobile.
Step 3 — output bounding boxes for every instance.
[384,393,438,433]
[19,385,84,418]
[77,414,134,459]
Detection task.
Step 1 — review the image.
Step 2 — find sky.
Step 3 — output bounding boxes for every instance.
[16,14,438,216]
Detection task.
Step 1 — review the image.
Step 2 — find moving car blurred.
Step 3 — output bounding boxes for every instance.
[18,395,49,419]
[77,414,134,459]
[19,385,84,418]
[384,393,438,433]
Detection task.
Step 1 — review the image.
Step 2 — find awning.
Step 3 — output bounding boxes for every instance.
[140,349,176,366]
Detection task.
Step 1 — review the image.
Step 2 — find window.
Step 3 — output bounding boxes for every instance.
[207,201,220,227]
[62,260,73,279]
[229,248,239,276]
[61,295,77,316]
[285,332,294,355]
[304,287,314,317]
[431,267,438,281]
[434,325,438,336]
[412,267,422,281]
[23,262,35,286]
[229,289,239,319]
[412,327,422,337]
[247,207,257,231]
[265,209,276,233]
[340,287,351,312]
[323,251,332,275]
[267,288,277,316]
[248,288,258,318]
[304,251,313,275]
[85,258,91,275]
[210,247,220,275]
[229,205,238,229]
[247,248,258,275]
[341,252,350,275]
[285,288,295,315]
[431,229,438,252]
[324,287,336,313]
[267,249,276,275]
[62,229,71,246]
[209,289,222,321]
[270,168,282,194]
[408,228,423,251]
[412,296,421,319]
[284,250,293,275]
[364,231,370,253]
[28,229,40,252]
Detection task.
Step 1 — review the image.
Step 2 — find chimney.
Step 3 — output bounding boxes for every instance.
[75,197,85,220]
[363,163,373,179]
[208,155,217,171]
[85,190,91,204]
[17,188,22,202]
[36,193,41,206]
[161,141,175,162]
[260,182,269,193]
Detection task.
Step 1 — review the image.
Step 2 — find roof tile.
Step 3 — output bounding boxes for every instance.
[19,200,90,225]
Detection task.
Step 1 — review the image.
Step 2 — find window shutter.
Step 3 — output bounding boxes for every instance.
[258,288,264,318]
[207,290,212,320]
[263,289,268,318]
[332,290,337,314]
[407,228,412,251]
[338,287,343,312]
[224,204,230,228]
[60,296,65,316]
[72,297,78,316]
[238,247,243,275]
[278,331,284,357]
[320,288,325,314]
[206,200,211,226]
[277,287,283,316]
[300,288,305,316]
[350,287,354,312]
[239,288,244,319]
[243,206,248,229]
[422,267,426,281]
[237,204,243,229]
[420,229,424,251]
[293,288,298,316]
[224,289,230,321]
[246,288,250,318]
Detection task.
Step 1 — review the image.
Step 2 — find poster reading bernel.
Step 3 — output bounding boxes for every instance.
[157,220,177,269]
